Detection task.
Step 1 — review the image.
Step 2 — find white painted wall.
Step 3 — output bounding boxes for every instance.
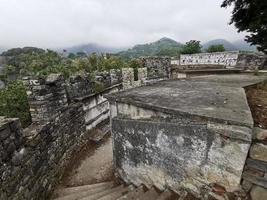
[180,51,239,66]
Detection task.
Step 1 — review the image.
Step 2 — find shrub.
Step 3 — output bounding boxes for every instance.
[0,81,31,127]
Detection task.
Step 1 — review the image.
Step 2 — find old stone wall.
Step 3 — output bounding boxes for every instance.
[66,74,93,101]
[139,57,171,79]
[178,52,267,70]
[0,72,123,199]
[236,52,266,70]
[110,101,252,197]
[75,84,122,131]
[0,102,86,200]
[121,68,142,90]
[242,128,267,196]
[23,74,68,122]
[180,51,239,66]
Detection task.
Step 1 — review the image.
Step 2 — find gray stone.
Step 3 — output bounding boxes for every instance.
[250,186,267,200]
[106,77,256,128]
[250,143,267,162]
[254,127,267,141]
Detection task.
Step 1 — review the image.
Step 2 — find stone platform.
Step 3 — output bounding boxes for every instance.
[106,74,267,196]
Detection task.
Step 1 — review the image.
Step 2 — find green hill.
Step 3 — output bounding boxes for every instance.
[117,37,183,60]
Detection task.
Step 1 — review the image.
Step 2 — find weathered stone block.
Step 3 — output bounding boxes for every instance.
[253,127,267,141]
[250,185,267,200]
[250,143,267,162]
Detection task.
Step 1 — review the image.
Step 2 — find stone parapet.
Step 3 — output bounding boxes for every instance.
[24,74,68,123]
[242,127,267,196]
[0,103,86,200]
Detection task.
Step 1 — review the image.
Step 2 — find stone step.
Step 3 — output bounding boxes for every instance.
[53,182,115,200]
[156,190,175,200]
[137,187,160,200]
[117,185,146,200]
[54,182,114,198]
[96,186,129,200]
[79,185,124,200]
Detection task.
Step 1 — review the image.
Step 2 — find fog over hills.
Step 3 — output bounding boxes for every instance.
[59,43,127,54]
[202,39,256,51]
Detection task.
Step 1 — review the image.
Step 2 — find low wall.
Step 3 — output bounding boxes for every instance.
[0,73,122,199]
[180,51,239,66]
[139,57,171,79]
[75,84,122,131]
[0,103,86,199]
[242,128,267,193]
[236,52,266,70]
[178,52,266,70]
[111,102,252,196]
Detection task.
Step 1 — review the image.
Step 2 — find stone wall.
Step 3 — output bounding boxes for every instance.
[0,103,86,200]
[236,52,266,70]
[66,74,93,101]
[23,74,68,123]
[121,68,142,90]
[180,51,239,67]
[75,84,122,131]
[242,127,267,197]
[0,72,123,199]
[178,51,267,70]
[109,101,252,197]
[106,76,262,197]
[139,57,171,79]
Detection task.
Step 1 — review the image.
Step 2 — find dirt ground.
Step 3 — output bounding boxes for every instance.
[59,136,114,187]
[246,82,267,129]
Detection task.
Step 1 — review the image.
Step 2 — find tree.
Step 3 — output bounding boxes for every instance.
[0,81,31,127]
[206,44,225,53]
[221,0,267,54]
[181,40,202,54]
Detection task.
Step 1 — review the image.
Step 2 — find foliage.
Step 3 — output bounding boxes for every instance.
[117,37,183,60]
[0,81,31,127]
[93,81,105,93]
[0,48,126,83]
[181,40,202,54]
[221,0,267,54]
[1,47,45,56]
[206,44,226,53]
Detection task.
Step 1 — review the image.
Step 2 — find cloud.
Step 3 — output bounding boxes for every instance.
[0,0,246,48]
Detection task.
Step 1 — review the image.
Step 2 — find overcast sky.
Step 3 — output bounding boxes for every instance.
[0,0,247,49]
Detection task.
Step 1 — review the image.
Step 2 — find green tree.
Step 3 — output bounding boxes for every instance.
[0,81,31,127]
[181,40,202,54]
[206,44,225,53]
[221,0,267,54]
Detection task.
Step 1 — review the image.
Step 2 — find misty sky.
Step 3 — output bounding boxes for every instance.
[0,0,247,49]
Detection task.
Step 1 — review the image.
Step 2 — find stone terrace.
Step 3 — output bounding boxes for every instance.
[106,74,267,197]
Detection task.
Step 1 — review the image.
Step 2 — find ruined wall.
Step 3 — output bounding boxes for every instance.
[110,101,252,197]
[121,68,142,90]
[0,103,85,200]
[75,84,122,131]
[236,53,266,70]
[23,74,68,122]
[139,57,171,79]
[66,74,93,100]
[178,52,267,70]
[0,72,123,199]
[180,52,239,66]
[242,128,267,196]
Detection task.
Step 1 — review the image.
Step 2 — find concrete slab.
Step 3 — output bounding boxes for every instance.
[191,74,267,88]
[107,74,267,127]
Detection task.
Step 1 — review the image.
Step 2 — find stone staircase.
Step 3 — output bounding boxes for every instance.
[52,181,179,200]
